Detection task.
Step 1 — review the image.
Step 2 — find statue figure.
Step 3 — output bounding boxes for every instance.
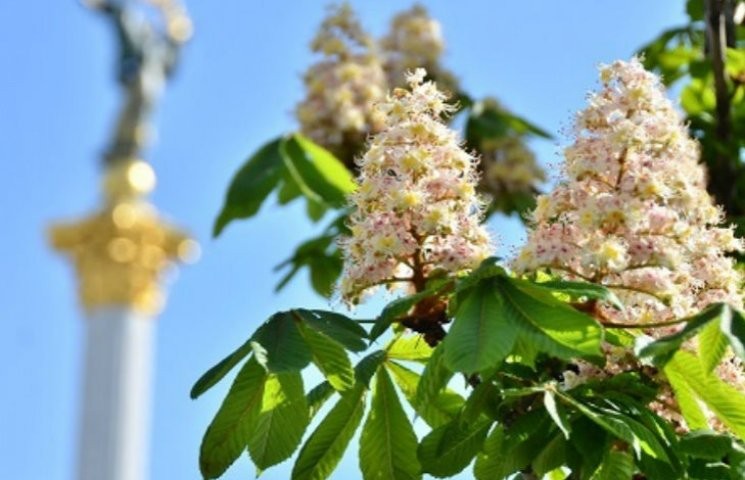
[84,0,192,165]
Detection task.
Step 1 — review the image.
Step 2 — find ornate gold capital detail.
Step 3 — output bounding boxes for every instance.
[49,160,197,315]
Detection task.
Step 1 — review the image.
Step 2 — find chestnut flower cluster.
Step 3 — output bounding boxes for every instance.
[513,58,744,430]
[295,4,387,162]
[514,58,743,324]
[339,69,493,305]
[380,4,459,94]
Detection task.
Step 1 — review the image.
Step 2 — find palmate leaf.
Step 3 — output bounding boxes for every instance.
[678,430,734,461]
[386,361,463,428]
[664,350,745,438]
[306,380,334,420]
[280,133,355,209]
[636,303,728,366]
[199,357,267,478]
[193,308,364,399]
[296,309,368,352]
[500,410,556,476]
[298,322,355,392]
[291,384,368,480]
[248,371,310,470]
[417,417,491,478]
[251,312,313,373]
[519,278,624,310]
[443,278,518,374]
[359,368,421,480]
[473,426,507,480]
[386,333,434,363]
[214,133,352,236]
[556,392,640,458]
[721,307,745,362]
[502,278,604,363]
[191,336,254,400]
[444,264,604,374]
[532,432,568,477]
[415,344,456,420]
[699,320,729,373]
[591,449,635,480]
[637,303,745,369]
[274,214,348,298]
[213,138,285,237]
[275,232,342,298]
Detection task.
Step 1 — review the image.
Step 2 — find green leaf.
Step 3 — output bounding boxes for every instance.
[214,138,284,237]
[248,372,310,470]
[292,384,367,480]
[298,323,355,392]
[277,167,303,205]
[306,381,334,419]
[591,449,635,480]
[700,320,729,373]
[686,0,705,21]
[453,257,505,295]
[191,337,254,399]
[416,344,455,419]
[721,307,745,362]
[354,350,386,387]
[664,356,709,431]
[308,255,343,297]
[523,279,624,310]
[370,280,452,343]
[473,426,503,480]
[296,309,368,352]
[359,368,421,480]
[636,303,727,366]
[544,389,572,439]
[726,48,745,78]
[532,433,567,477]
[679,430,733,460]
[503,278,604,362]
[567,417,608,478]
[199,357,267,478]
[386,334,434,362]
[443,278,518,373]
[664,350,745,437]
[418,418,491,477]
[274,215,346,297]
[280,133,354,209]
[386,361,463,428]
[251,312,312,373]
[556,392,640,457]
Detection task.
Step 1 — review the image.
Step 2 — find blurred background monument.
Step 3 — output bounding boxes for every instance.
[47,1,196,479]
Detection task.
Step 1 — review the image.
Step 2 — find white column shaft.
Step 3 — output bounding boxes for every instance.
[77,307,155,480]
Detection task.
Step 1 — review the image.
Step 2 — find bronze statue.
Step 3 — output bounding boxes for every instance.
[85,0,192,165]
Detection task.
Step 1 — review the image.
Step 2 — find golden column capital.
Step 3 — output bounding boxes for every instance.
[49,160,198,315]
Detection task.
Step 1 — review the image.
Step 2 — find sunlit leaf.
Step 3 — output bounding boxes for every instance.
[386,360,463,428]
[199,357,267,478]
[299,323,355,392]
[251,312,312,373]
[443,278,518,373]
[359,368,421,480]
[292,384,367,480]
[248,372,310,469]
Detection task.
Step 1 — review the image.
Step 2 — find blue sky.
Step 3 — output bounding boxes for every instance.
[0,1,687,479]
